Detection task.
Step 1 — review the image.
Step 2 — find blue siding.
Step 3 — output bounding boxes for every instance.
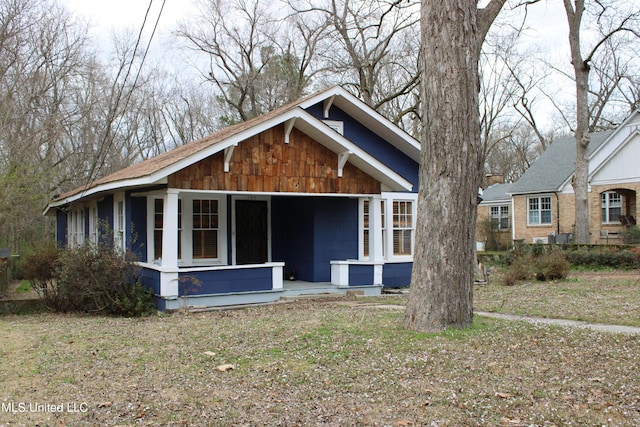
[312,198,358,282]
[98,195,113,232]
[272,197,358,282]
[128,194,147,261]
[56,210,67,247]
[178,268,272,295]
[382,262,413,288]
[139,267,161,295]
[271,197,315,281]
[348,264,374,286]
[305,103,419,191]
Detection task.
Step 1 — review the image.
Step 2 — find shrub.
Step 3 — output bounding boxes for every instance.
[620,226,640,244]
[564,247,640,269]
[500,255,533,286]
[24,242,154,316]
[533,253,571,281]
[500,252,570,285]
[22,243,62,301]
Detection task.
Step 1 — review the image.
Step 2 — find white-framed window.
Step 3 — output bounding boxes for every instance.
[67,208,85,247]
[392,200,413,256]
[88,203,99,244]
[192,198,219,260]
[114,194,125,251]
[527,196,552,225]
[490,205,510,230]
[361,199,386,259]
[601,191,622,224]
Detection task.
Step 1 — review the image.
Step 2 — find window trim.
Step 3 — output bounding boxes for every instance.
[527,195,552,226]
[113,193,126,251]
[392,200,414,257]
[490,205,510,231]
[601,191,623,224]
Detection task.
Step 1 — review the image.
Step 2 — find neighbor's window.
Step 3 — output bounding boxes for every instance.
[527,196,552,225]
[193,199,219,259]
[490,205,510,230]
[393,200,413,256]
[601,191,622,224]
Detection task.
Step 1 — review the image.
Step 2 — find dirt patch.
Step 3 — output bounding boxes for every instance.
[0,280,38,301]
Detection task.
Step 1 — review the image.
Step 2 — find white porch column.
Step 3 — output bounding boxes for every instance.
[161,190,179,269]
[370,196,384,286]
[370,196,384,262]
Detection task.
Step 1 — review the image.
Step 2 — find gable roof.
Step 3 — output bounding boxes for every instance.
[509,130,613,195]
[47,86,418,210]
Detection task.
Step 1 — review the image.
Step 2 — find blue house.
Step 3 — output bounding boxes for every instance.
[45,86,420,310]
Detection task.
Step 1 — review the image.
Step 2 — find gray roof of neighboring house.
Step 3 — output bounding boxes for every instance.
[509,130,613,195]
[480,183,515,204]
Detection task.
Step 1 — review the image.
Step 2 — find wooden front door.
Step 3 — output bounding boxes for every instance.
[235,200,268,265]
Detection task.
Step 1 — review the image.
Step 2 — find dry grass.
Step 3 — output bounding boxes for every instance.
[474,271,640,327]
[1,294,639,426]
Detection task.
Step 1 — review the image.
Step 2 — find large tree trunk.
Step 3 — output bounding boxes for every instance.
[564,0,591,244]
[403,0,482,332]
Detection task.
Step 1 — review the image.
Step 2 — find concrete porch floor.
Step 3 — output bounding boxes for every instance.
[281,280,382,298]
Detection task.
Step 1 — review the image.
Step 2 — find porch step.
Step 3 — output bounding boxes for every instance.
[280,293,346,302]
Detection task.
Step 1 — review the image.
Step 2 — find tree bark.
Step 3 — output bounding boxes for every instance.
[404,0,504,332]
[563,0,591,244]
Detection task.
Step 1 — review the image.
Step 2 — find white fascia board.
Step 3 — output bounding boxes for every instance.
[589,129,640,179]
[46,176,168,210]
[297,86,421,162]
[292,109,413,191]
[588,109,640,162]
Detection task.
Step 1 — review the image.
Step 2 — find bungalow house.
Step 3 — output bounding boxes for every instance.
[508,109,640,245]
[45,86,420,310]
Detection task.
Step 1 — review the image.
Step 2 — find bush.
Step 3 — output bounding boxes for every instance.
[500,252,570,285]
[22,243,62,301]
[564,247,640,269]
[533,253,571,281]
[620,226,640,244]
[23,242,154,316]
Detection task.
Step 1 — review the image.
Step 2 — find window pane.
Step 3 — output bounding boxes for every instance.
[541,210,552,224]
[529,210,539,224]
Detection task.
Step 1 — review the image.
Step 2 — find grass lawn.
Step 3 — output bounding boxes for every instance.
[0,271,638,426]
[474,272,640,327]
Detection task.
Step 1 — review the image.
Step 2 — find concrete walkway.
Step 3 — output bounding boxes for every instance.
[475,311,640,335]
[352,303,640,335]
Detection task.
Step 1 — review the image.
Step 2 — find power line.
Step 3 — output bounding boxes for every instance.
[84,0,167,190]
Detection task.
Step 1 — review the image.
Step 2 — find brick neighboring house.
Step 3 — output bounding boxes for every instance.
[477,175,514,251]
[508,109,640,245]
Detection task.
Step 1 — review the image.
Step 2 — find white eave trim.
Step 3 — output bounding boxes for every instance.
[47,104,414,210]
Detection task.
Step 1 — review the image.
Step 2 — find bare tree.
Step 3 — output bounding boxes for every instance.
[177,0,325,122]
[291,0,420,125]
[562,0,640,244]
[403,0,506,332]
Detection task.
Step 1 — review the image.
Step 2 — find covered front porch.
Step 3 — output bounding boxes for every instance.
[138,261,383,311]
[139,191,391,310]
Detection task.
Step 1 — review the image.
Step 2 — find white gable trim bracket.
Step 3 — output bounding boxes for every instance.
[224,145,237,172]
[284,118,296,144]
[323,96,335,118]
[338,151,351,177]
